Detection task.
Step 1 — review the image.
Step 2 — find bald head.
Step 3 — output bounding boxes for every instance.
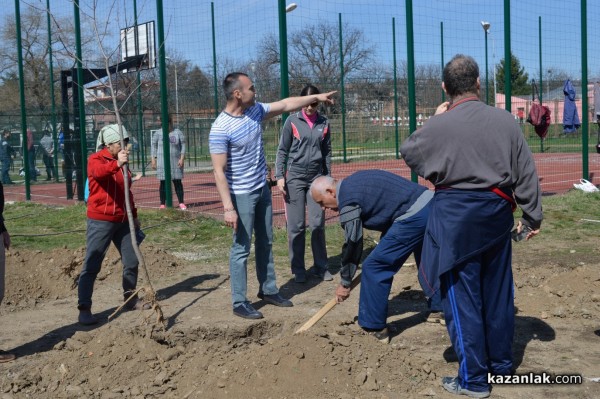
[310,176,339,211]
[311,175,334,196]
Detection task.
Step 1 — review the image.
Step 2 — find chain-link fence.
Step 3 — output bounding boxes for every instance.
[2,0,598,213]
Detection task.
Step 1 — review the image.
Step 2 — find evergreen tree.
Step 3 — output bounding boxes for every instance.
[495,53,530,96]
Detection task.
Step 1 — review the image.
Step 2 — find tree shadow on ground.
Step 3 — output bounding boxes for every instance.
[387,311,432,340]
[11,273,225,357]
[156,274,221,302]
[513,315,555,368]
[10,307,118,359]
[386,289,432,338]
[155,273,225,329]
[275,246,375,303]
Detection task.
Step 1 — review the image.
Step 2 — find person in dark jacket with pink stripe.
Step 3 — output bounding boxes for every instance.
[275,84,332,283]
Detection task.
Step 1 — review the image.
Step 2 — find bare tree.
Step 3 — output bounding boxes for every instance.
[0,8,55,119]
[290,20,374,87]
[348,63,393,115]
[258,20,375,92]
[415,63,443,110]
[0,4,102,117]
[131,58,212,121]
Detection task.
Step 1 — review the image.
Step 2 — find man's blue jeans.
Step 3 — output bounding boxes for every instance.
[1,158,11,184]
[230,183,278,308]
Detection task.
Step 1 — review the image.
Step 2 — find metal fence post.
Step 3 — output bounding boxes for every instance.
[405,0,417,182]
[15,0,31,199]
[156,0,173,207]
[339,13,347,163]
[581,0,588,179]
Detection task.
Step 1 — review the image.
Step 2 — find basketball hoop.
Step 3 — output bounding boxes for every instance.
[120,21,156,72]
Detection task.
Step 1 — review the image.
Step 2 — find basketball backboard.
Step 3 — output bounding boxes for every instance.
[120,21,156,72]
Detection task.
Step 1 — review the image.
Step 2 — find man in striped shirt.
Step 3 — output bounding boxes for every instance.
[209,72,335,320]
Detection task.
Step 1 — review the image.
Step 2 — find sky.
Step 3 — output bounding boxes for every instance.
[3,0,599,81]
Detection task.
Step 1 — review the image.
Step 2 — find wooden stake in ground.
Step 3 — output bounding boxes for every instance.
[294,273,362,334]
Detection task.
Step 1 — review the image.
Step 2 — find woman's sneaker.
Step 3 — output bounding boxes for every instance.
[78,309,98,325]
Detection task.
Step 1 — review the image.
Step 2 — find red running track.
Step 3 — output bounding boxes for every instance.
[4,152,598,227]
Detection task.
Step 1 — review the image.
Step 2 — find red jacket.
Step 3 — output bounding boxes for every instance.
[87,148,137,222]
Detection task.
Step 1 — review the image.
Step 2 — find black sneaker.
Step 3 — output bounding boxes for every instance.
[233,302,263,319]
[442,377,490,398]
[78,309,99,325]
[257,292,293,307]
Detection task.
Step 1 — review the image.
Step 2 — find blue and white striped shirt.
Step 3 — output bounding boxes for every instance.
[209,102,270,194]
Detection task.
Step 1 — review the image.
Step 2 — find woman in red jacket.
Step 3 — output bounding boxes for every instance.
[77,124,147,325]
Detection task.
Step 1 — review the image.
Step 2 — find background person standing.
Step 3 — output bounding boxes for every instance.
[0,130,14,185]
[39,130,54,181]
[275,84,332,283]
[151,116,187,210]
[26,129,36,181]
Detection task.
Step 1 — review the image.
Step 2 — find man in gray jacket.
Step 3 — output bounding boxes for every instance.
[401,54,542,398]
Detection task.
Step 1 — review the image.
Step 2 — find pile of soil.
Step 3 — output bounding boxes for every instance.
[0,240,598,398]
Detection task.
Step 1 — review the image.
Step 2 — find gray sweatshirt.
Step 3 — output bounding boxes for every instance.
[275,111,331,179]
[400,98,542,229]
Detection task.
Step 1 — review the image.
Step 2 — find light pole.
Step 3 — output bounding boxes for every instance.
[481,21,491,104]
[547,69,553,100]
[278,1,297,122]
[249,62,256,99]
[165,57,179,126]
[491,34,497,107]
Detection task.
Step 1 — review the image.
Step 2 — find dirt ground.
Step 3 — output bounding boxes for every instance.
[0,235,599,398]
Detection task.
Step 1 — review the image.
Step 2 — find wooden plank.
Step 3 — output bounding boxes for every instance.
[294,273,362,334]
